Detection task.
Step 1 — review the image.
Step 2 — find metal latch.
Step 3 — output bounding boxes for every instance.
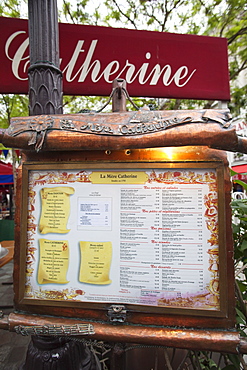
[107,305,127,323]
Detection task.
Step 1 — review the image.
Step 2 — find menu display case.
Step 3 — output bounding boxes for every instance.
[14,147,235,329]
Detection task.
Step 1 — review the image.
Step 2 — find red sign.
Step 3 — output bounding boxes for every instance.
[1,16,230,100]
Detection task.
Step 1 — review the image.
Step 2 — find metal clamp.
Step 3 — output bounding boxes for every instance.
[107,305,127,323]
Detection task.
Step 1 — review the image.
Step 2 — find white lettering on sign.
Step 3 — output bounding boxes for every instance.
[5,31,197,88]
[5,31,30,81]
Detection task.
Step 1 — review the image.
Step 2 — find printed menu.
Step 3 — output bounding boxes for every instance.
[39,187,75,234]
[37,239,69,284]
[25,167,220,310]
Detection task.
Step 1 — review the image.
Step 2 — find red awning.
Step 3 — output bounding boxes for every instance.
[232,164,247,180]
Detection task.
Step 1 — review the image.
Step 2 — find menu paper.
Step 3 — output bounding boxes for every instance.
[25,168,220,311]
[79,241,112,284]
[39,187,75,234]
[78,198,112,231]
[37,239,69,284]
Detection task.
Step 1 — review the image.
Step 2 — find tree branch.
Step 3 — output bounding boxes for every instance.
[230,59,247,80]
[62,0,76,24]
[112,0,138,29]
[228,26,247,45]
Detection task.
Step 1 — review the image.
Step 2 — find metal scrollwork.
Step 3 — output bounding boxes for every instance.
[28,115,54,151]
[5,109,232,152]
[14,323,95,337]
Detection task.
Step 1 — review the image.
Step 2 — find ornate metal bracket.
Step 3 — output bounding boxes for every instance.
[97,78,139,113]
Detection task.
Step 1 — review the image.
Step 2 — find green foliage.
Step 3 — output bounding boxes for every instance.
[229,86,247,118]
[0,0,26,18]
[231,192,247,369]
[63,95,111,113]
[0,94,28,124]
[231,197,247,262]
[103,0,193,32]
[0,94,29,149]
[60,0,102,25]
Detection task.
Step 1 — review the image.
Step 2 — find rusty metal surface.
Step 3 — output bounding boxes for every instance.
[1,109,244,153]
[4,312,244,354]
[20,146,230,163]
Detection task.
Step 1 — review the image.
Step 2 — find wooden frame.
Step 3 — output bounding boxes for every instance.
[14,149,235,329]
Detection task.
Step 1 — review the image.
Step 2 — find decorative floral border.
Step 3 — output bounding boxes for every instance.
[24,169,219,310]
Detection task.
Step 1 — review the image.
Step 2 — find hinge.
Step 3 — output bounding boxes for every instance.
[107,305,127,323]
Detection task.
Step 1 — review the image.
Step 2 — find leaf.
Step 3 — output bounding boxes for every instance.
[207,359,218,369]
[239,328,247,337]
[236,280,247,293]
[232,200,247,212]
[227,354,240,368]
[232,224,240,234]
[240,239,247,251]
[236,307,246,320]
[230,168,239,176]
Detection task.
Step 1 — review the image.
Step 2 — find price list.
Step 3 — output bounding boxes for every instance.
[119,183,209,296]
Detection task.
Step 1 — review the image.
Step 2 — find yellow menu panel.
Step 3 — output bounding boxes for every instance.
[39,186,74,234]
[79,241,112,285]
[37,239,69,284]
